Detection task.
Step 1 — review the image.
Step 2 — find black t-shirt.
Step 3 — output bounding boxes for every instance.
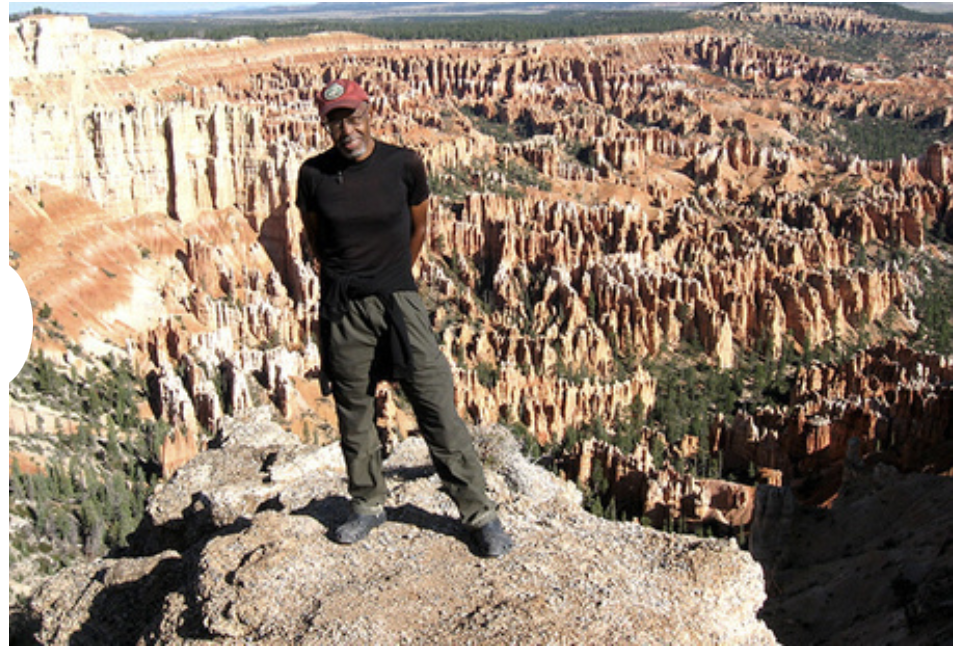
[296,140,429,293]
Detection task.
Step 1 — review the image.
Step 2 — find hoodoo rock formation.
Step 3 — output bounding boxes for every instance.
[713,338,952,500]
[8,5,952,645]
[556,338,951,539]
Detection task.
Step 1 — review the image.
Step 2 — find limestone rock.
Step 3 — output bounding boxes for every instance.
[9,12,951,451]
[25,418,776,645]
[7,10,951,645]
[712,340,952,503]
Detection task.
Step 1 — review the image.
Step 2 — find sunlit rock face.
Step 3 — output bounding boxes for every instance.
[9,7,951,524]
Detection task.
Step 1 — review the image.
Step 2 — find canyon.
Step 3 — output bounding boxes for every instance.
[7,3,953,645]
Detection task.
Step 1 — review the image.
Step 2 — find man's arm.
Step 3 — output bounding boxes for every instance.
[300,209,322,274]
[409,199,429,265]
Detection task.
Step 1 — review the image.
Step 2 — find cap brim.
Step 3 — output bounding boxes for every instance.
[320,99,365,118]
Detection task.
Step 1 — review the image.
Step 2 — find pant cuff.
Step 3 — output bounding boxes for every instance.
[351,500,386,516]
[464,507,499,530]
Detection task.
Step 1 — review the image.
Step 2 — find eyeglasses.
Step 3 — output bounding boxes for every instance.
[323,103,370,131]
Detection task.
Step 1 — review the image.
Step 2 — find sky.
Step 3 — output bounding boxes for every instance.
[7,1,307,16]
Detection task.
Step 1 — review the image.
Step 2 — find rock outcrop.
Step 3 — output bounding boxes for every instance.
[10,13,951,451]
[554,338,951,537]
[712,339,952,503]
[23,413,777,646]
[7,7,952,645]
[751,451,953,645]
[9,14,149,77]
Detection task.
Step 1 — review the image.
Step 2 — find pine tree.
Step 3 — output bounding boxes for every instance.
[80,497,107,558]
[605,496,619,521]
[10,459,27,502]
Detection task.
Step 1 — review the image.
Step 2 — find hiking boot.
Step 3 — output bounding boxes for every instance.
[472,517,513,558]
[332,510,386,544]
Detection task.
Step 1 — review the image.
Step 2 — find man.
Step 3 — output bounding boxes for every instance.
[296,79,513,558]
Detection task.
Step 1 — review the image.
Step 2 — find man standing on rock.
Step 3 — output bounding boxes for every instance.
[296,79,513,558]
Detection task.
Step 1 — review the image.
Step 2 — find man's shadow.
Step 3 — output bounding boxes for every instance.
[292,464,475,550]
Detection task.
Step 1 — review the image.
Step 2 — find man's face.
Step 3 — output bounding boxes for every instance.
[325,102,373,162]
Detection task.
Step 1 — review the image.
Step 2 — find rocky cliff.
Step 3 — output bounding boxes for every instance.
[11,13,949,447]
[8,5,952,645]
[750,444,953,645]
[21,413,776,645]
[555,337,952,543]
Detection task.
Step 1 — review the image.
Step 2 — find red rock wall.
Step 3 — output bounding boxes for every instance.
[8,12,951,485]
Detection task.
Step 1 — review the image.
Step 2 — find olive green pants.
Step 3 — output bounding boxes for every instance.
[323,291,497,528]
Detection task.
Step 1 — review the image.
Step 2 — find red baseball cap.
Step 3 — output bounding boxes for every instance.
[317,79,369,118]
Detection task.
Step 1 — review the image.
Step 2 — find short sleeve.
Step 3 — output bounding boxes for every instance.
[405,150,430,206]
[295,164,313,212]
